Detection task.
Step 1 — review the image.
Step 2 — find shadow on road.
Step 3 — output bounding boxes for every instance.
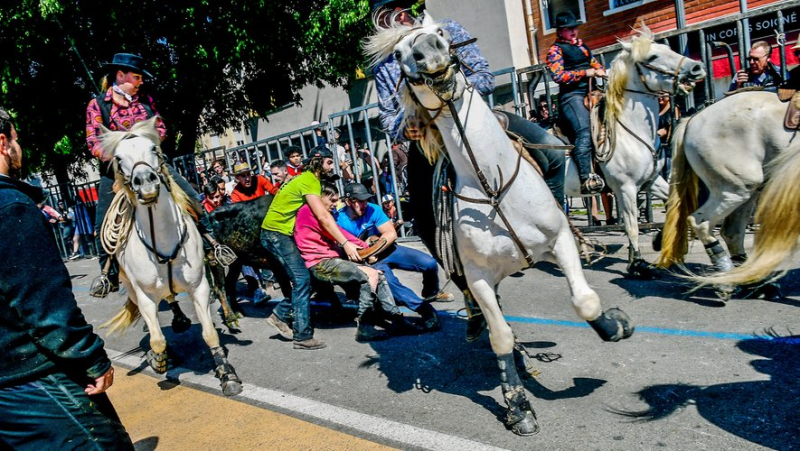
[362,313,607,427]
[611,334,800,450]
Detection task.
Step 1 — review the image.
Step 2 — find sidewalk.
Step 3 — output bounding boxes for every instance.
[108,369,393,450]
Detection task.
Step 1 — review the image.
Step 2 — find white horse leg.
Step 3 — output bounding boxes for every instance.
[467,271,538,436]
[191,279,243,396]
[720,194,758,264]
[688,191,750,273]
[132,286,169,374]
[618,183,654,278]
[551,226,634,341]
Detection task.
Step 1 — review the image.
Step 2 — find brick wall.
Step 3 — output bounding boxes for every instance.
[533,0,786,61]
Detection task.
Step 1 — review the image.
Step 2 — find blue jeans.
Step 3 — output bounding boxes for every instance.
[559,90,593,181]
[260,230,314,341]
[374,245,439,311]
[0,373,133,450]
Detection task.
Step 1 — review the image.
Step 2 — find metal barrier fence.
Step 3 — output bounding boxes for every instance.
[176,1,800,236]
[38,179,102,261]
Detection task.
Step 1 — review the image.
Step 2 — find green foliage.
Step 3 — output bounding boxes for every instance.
[1,0,368,180]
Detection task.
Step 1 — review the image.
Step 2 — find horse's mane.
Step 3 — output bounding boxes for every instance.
[605,27,654,125]
[100,118,192,215]
[363,13,445,163]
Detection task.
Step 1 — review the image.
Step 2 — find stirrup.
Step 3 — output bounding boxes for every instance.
[90,274,113,298]
[580,174,605,194]
[213,243,237,268]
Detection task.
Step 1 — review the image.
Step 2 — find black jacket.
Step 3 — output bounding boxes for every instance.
[0,175,110,387]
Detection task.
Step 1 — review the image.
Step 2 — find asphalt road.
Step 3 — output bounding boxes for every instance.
[69,226,800,451]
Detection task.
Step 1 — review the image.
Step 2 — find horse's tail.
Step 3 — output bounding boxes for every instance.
[100,298,140,335]
[693,145,800,286]
[657,118,697,268]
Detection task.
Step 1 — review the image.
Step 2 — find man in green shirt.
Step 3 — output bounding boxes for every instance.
[261,146,360,350]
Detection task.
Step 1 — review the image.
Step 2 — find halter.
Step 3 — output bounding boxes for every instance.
[634,55,687,95]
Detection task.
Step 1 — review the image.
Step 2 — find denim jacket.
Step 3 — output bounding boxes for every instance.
[375,18,495,142]
[0,175,110,387]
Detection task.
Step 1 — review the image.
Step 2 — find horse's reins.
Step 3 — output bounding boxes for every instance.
[607,57,687,177]
[125,150,189,299]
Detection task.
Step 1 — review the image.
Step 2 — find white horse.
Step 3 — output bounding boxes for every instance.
[563,31,705,277]
[688,141,800,287]
[99,118,242,396]
[658,91,799,299]
[365,14,634,436]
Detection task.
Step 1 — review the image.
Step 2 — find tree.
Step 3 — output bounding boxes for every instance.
[0,0,371,185]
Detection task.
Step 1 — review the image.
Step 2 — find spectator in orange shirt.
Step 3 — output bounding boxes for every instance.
[230,162,277,203]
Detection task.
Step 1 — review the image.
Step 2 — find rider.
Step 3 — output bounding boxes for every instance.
[546,11,606,195]
[85,53,221,328]
[372,0,568,341]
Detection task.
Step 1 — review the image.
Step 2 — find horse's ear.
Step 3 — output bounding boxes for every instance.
[422,12,436,26]
[97,124,116,160]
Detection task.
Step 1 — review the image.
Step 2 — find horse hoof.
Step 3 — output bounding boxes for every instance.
[146,350,168,374]
[761,283,784,302]
[172,315,192,334]
[627,259,658,279]
[510,412,540,436]
[652,229,663,252]
[589,308,635,342]
[222,380,243,397]
[605,308,635,340]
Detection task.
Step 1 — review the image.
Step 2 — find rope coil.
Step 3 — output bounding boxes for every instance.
[101,190,135,256]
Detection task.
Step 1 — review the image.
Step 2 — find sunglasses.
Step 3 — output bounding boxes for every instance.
[748,55,766,62]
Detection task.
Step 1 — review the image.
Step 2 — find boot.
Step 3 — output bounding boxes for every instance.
[355,309,390,342]
[416,303,441,333]
[386,312,425,336]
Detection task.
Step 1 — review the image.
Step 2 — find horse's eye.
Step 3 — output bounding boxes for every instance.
[436,28,444,37]
[393,50,402,60]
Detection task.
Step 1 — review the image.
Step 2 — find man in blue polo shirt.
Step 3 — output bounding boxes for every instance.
[335,183,453,332]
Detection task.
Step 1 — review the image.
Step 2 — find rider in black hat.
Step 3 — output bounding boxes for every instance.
[546,11,606,195]
[85,52,227,330]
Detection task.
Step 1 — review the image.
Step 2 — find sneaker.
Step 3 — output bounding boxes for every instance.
[253,288,271,304]
[69,252,81,260]
[293,338,327,350]
[267,313,293,340]
[426,291,455,302]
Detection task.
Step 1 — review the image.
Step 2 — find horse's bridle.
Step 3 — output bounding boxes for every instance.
[115,141,186,298]
[634,55,687,96]
[400,34,535,266]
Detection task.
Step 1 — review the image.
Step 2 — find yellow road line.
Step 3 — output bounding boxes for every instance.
[108,370,395,450]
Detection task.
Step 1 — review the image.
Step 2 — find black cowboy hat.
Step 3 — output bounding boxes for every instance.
[554,12,582,29]
[103,53,153,78]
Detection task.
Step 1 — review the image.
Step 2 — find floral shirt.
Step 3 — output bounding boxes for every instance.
[546,39,603,85]
[85,88,167,160]
[374,18,494,142]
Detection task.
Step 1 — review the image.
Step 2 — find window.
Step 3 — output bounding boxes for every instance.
[540,0,587,35]
[604,0,656,17]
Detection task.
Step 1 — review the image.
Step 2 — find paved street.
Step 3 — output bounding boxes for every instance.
[69,227,800,450]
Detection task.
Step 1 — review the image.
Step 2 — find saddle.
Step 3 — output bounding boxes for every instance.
[781,90,800,130]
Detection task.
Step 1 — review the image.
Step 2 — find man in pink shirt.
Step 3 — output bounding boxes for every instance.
[294,183,419,341]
